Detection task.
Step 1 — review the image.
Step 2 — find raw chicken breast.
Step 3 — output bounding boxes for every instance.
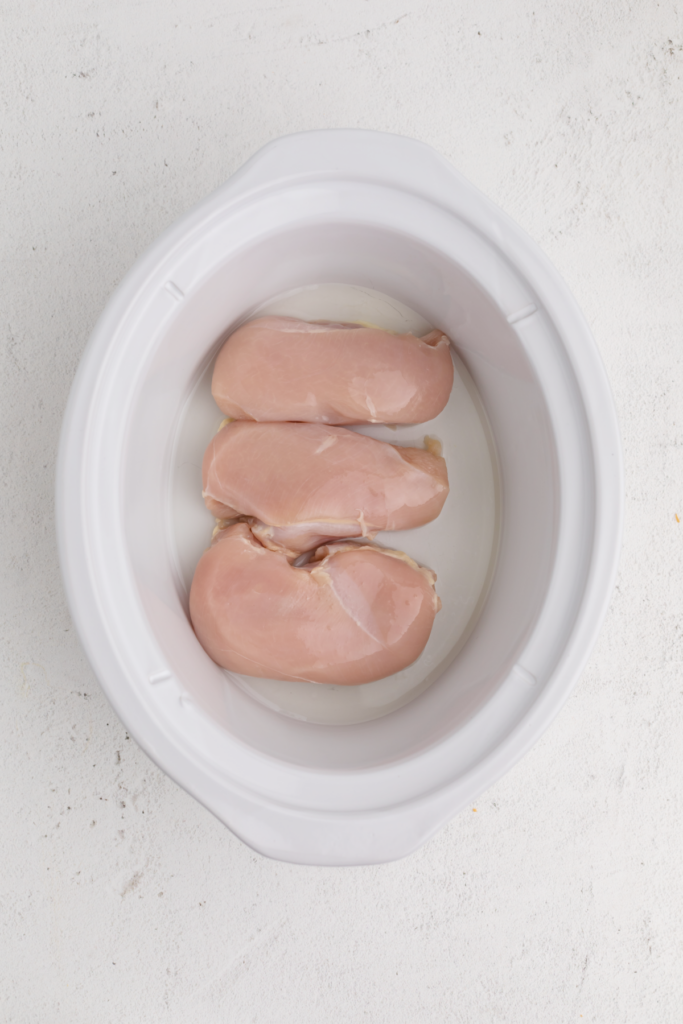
[202,421,449,559]
[211,316,454,424]
[189,522,440,685]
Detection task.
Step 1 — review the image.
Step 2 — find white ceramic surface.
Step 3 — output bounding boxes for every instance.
[56,130,622,866]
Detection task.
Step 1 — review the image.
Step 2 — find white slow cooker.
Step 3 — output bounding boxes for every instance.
[56,131,622,865]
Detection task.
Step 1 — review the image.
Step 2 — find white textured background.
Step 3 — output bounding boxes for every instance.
[2,1,682,1021]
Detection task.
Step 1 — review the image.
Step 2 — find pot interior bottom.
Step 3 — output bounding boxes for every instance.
[170,283,500,725]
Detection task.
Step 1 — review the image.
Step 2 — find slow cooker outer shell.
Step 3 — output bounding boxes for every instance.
[56,131,622,865]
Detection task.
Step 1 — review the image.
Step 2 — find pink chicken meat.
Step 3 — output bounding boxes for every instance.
[189,522,440,685]
[202,420,449,558]
[211,316,454,424]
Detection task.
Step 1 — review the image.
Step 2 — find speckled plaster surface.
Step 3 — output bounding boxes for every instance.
[1,2,683,1021]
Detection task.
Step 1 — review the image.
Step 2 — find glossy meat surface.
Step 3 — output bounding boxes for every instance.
[189,523,440,685]
[202,421,449,558]
[211,316,454,424]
